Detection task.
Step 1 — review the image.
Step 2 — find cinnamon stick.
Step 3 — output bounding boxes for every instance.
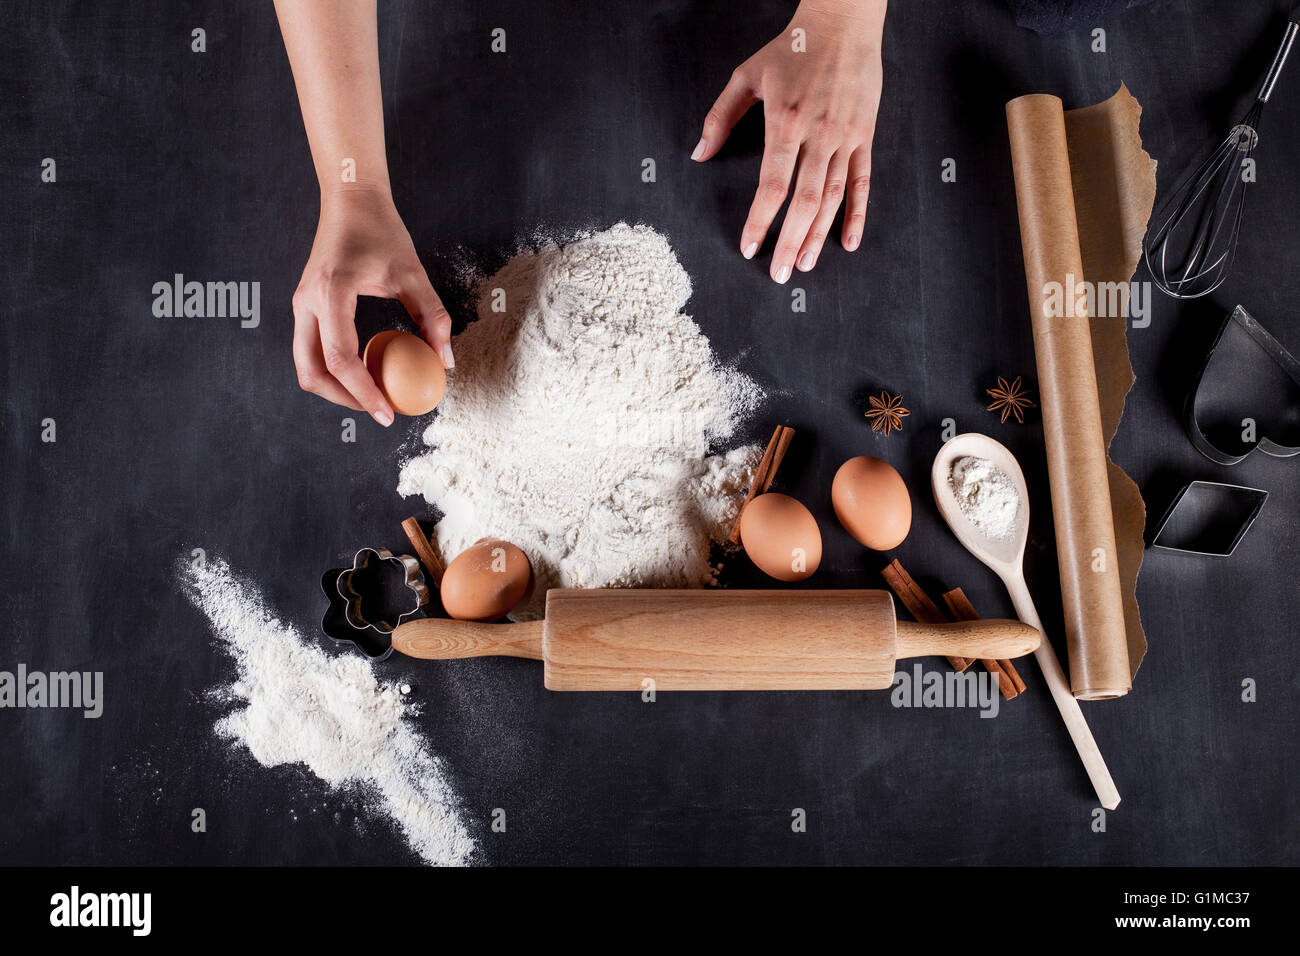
[880,559,971,672]
[728,425,795,544]
[767,426,794,484]
[401,516,446,586]
[942,587,1026,699]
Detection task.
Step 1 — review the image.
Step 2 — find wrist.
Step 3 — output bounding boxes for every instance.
[796,0,886,29]
[319,179,394,217]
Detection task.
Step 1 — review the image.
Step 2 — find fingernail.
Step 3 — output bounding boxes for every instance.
[743,242,758,260]
[374,409,394,427]
[797,252,815,272]
[691,139,708,161]
[439,343,455,369]
[847,234,860,251]
[775,265,791,284]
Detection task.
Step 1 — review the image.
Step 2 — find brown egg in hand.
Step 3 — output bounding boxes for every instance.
[363,330,447,416]
[439,539,533,622]
[831,456,912,551]
[737,493,822,582]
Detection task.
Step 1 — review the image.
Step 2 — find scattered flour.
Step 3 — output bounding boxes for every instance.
[181,558,474,867]
[398,223,763,618]
[949,456,1021,541]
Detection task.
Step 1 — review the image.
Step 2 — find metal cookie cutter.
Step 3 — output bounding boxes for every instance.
[1150,481,1268,557]
[1185,306,1300,465]
[321,548,430,661]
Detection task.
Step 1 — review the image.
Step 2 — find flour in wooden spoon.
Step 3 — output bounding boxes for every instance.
[398,223,763,618]
[181,558,474,866]
[949,456,1021,541]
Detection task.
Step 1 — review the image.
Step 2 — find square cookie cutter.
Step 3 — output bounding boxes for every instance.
[1149,481,1268,557]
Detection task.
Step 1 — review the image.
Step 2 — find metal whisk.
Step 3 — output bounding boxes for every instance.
[1144,17,1299,299]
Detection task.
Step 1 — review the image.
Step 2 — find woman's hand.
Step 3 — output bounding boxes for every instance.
[693,0,886,282]
[291,186,453,425]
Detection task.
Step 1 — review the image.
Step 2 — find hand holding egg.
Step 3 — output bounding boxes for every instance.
[288,188,453,424]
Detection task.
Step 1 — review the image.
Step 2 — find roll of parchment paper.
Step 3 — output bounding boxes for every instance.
[1006,86,1153,699]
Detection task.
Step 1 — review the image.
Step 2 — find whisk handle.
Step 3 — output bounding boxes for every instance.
[1257,18,1299,103]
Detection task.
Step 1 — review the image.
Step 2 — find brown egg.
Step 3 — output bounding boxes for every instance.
[738,493,822,582]
[363,330,446,416]
[439,539,533,622]
[831,456,912,551]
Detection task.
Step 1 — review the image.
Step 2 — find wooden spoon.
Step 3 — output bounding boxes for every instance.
[931,433,1120,810]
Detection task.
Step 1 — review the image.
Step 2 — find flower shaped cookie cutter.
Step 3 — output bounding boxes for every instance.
[321,547,430,661]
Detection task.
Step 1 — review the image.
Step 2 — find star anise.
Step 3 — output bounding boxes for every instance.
[986,376,1037,424]
[865,391,909,436]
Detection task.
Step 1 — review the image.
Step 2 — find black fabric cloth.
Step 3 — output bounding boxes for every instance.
[3,0,1298,867]
[1006,0,1157,34]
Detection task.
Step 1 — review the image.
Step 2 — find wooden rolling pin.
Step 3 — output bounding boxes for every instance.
[392,589,1040,691]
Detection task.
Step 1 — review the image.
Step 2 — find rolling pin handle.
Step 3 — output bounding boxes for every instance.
[894,618,1041,662]
[392,619,544,660]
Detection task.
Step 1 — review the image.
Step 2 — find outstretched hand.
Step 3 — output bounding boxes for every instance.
[693,0,886,282]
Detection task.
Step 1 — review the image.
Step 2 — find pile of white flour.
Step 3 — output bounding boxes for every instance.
[181,558,474,867]
[399,223,763,618]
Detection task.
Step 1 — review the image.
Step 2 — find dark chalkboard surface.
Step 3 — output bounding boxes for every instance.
[2,0,1297,866]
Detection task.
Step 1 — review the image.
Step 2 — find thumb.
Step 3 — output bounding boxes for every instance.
[692,69,757,162]
[396,266,455,370]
